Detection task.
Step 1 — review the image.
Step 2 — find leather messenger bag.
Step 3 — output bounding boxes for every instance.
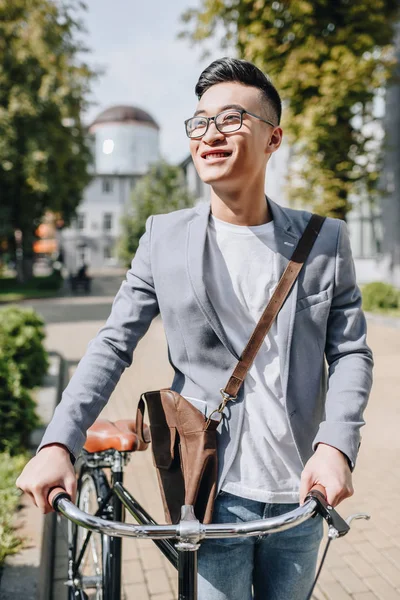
[136,214,325,524]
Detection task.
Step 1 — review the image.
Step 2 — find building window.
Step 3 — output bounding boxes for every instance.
[77,243,90,266]
[104,245,112,260]
[102,178,113,193]
[102,139,114,155]
[103,213,113,232]
[76,213,85,231]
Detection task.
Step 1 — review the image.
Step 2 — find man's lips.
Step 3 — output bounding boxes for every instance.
[200,149,233,161]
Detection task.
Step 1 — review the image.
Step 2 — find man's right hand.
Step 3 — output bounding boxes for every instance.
[16,443,77,514]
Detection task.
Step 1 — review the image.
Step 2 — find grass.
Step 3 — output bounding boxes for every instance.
[0,273,63,303]
[0,453,29,566]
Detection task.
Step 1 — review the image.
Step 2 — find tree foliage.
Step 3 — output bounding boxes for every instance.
[119,161,195,265]
[0,0,96,275]
[180,0,399,219]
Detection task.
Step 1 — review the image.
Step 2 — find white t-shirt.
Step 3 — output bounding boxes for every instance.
[203,214,303,503]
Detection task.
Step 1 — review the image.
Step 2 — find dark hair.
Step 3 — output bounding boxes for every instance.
[195,57,282,125]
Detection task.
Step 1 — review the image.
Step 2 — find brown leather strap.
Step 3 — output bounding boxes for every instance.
[222,214,326,401]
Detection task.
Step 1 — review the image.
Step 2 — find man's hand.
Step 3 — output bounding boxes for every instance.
[16,444,77,514]
[299,443,354,507]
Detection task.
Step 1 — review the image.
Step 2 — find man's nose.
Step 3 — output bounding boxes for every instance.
[202,120,225,144]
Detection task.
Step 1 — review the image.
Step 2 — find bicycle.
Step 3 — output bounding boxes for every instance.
[49,417,370,600]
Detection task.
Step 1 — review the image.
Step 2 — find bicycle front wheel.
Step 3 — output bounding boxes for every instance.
[72,470,110,600]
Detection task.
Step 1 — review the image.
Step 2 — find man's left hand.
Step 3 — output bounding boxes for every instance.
[299,443,354,507]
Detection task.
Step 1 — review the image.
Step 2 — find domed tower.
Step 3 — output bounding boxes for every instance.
[89,105,160,174]
[61,104,160,272]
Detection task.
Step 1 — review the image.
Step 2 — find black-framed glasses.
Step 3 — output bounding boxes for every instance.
[184,108,277,139]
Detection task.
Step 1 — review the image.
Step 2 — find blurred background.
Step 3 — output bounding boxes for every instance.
[0,2,400,600]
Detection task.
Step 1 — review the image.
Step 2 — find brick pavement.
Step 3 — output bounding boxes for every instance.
[44,312,400,600]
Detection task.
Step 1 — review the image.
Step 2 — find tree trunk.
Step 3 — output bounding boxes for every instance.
[15,229,34,282]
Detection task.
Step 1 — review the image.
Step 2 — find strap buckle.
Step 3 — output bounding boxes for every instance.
[206,389,238,426]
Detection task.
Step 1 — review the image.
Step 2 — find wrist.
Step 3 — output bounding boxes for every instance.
[315,443,352,468]
[39,443,71,456]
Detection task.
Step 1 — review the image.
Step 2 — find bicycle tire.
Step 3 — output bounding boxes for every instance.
[69,469,111,600]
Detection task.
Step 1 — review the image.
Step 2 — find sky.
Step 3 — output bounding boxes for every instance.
[81,0,228,165]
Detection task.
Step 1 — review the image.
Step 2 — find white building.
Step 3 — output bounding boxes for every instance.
[61,105,160,271]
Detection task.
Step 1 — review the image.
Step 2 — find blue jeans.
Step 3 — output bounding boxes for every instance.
[198,491,323,600]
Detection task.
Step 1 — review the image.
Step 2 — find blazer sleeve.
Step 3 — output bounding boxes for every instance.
[312,220,374,470]
[37,216,160,458]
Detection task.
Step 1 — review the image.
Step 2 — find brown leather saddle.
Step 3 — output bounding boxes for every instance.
[84,419,149,454]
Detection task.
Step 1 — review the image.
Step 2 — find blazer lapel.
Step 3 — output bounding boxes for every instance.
[268,199,300,399]
[186,198,303,379]
[186,202,240,360]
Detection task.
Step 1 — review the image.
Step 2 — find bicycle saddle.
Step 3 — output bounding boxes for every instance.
[84,419,149,453]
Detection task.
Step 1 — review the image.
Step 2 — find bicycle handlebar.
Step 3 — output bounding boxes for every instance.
[48,485,326,541]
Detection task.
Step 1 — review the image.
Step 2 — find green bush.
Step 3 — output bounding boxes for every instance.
[0,452,28,565]
[362,282,400,311]
[0,306,49,388]
[0,354,40,453]
[0,307,45,453]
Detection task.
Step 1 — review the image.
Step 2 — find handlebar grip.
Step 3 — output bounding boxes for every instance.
[48,486,71,509]
[308,484,327,499]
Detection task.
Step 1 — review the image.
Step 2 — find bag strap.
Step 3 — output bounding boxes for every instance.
[216,213,326,414]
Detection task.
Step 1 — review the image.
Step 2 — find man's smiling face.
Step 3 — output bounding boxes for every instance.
[189,81,279,190]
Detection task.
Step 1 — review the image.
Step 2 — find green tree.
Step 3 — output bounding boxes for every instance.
[119,161,195,266]
[181,0,399,219]
[0,0,96,279]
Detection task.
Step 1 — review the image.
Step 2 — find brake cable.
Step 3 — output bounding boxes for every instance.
[304,490,370,600]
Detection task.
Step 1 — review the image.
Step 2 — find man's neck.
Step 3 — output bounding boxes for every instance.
[210,181,271,226]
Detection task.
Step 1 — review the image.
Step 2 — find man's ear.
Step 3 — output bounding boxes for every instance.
[265,127,283,156]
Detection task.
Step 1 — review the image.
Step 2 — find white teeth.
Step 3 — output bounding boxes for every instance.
[205,153,229,159]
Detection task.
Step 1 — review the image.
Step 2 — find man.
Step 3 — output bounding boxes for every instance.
[17,57,373,599]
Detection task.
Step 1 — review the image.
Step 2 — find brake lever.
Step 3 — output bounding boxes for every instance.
[305,489,350,538]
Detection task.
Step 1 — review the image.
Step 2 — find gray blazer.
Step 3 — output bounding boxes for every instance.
[39,198,373,486]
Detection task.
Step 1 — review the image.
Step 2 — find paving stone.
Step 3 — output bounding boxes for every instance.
[343,553,378,579]
[374,560,400,588]
[363,528,394,550]
[140,546,166,570]
[365,575,400,600]
[145,567,172,595]
[317,581,352,599]
[123,538,139,560]
[312,584,328,599]
[122,558,145,584]
[352,542,388,565]
[123,582,150,600]
[331,566,369,594]
[383,547,400,568]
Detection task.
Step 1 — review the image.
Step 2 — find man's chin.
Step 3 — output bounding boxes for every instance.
[198,167,231,186]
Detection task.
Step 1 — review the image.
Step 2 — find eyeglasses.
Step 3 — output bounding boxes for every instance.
[184,108,276,139]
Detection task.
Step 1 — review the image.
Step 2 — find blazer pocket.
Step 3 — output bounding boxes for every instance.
[296,289,330,313]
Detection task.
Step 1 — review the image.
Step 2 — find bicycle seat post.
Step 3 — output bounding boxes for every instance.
[176,505,202,600]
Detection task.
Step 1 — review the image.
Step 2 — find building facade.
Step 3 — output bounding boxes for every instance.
[61,105,160,272]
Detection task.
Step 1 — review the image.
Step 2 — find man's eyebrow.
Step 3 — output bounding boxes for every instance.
[193,104,245,117]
